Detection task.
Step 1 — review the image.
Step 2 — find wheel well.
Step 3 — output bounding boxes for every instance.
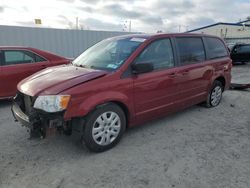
[95,101,130,129]
[110,101,129,129]
[215,76,226,90]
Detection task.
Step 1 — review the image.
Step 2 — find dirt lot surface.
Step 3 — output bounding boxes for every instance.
[232,64,250,84]
[0,64,250,188]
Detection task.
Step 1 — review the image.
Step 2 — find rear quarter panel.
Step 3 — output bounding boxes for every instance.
[209,57,232,91]
[203,37,232,91]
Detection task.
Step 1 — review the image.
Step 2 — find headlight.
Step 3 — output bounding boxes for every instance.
[34,95,71,112]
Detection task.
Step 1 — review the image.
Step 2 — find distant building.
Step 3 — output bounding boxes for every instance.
[188,20,250,44]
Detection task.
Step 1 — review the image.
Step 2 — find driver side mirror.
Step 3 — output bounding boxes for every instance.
[131,63,154,74]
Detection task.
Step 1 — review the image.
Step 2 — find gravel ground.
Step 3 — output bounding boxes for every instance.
[0,64,250,188]
[231,64,250,83]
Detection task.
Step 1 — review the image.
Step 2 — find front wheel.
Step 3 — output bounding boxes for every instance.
[205,80,223,108]
[82,103,126,152]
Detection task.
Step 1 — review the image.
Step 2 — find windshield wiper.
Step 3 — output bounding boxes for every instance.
[74,64,87,68]
[74,64,102,70]
[89,65,99,70]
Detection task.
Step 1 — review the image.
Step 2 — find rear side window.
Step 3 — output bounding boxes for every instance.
[205,37,228,59]
[35,54,47,62]
[176,37,205,65]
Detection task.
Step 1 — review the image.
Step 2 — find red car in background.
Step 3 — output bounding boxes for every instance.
[0,47,70,99]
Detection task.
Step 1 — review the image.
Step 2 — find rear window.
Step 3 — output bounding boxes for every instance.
[205,37,228,59]
[176,37,205,65]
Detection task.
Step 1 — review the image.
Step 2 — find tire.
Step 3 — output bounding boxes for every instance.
[205,80,223,108]
[82,103,126,152]
[63,122,72,136]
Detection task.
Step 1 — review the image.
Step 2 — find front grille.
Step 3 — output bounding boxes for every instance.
[23,95,33,114]
[15,92,35,115]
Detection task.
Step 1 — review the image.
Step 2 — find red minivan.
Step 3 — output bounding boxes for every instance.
[0,47,70,99]
[12,33,232,152]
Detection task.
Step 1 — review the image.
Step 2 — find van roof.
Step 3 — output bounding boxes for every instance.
[110,33,221,40]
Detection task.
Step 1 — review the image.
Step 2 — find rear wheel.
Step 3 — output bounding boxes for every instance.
[205,80,223,108]
[82,103,126,152]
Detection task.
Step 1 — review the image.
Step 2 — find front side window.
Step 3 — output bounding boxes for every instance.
[73,37,144,71]
[206,37,228,59]
[176,37,205,65]
[134,38,174,70]
[4,50,35,65]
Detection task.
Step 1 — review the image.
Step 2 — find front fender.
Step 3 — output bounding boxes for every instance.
[63,91,133,120]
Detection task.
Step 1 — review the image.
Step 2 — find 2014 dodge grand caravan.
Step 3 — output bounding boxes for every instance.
[12,33,232,152]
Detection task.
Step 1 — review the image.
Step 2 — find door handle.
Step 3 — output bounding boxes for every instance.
[40,65,47,68]
[181,70,189,75]
[168,72,177,78]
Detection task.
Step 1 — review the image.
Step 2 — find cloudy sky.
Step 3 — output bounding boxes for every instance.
[0,0,250,33]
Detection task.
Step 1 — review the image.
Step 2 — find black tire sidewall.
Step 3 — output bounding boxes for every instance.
[83,103,126,152]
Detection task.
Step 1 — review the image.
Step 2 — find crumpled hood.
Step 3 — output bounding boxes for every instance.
[18,65,107,96]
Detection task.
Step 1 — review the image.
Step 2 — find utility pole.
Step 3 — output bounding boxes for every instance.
[129,20,131,32]
[178,25,189,32]
[122,20,132,32]
[76,17,79,30]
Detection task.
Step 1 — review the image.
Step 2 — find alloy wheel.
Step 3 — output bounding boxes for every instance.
[92,111,121,146]
[211,86,222,106]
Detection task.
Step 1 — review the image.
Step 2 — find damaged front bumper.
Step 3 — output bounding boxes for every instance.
[12,102,30,127]
[11,93,67,138]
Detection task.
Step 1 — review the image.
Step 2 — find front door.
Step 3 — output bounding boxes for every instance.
[132,38,180,122]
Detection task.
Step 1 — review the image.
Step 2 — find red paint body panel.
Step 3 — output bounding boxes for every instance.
[18,65,107,96]
[0,47,70,98]
[16,33,232,127]
[62,72,135,122]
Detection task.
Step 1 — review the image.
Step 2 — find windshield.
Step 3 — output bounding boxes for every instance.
[72,37,145,71]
